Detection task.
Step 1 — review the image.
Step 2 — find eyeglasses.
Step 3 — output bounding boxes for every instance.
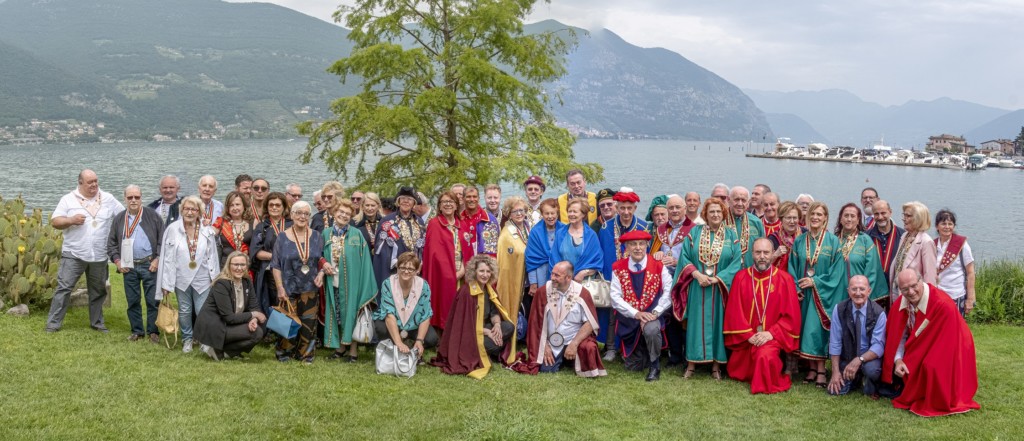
[351,197,362,202]
[230,263,248,268]
[288,192,303,199]
[440,200,456,206]
[322,194,334,200]
[252,186,268,192]
[293,212,311,218]
[510,209,526,215]
[599,203,615,208]
[398,267,417,272]
[182,207,199,213]
[125,196,141,201]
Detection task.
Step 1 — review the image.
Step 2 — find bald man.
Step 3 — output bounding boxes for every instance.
[827,275,888,397]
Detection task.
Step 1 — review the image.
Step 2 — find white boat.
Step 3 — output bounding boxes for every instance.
[807,143,828,157]
[998,159,1016,168]
[774,138,796,155]
[967,154,987,170]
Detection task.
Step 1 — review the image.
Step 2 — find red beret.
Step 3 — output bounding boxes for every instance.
[619,230,652,242]
[613,192,640,203]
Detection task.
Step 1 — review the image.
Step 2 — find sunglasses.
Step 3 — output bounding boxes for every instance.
[252,186,269,192]
[125,196,141,201]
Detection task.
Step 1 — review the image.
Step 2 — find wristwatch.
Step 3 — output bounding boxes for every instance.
[858,355,866,363]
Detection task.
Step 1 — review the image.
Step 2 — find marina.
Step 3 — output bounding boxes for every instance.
[748,138,1023,170]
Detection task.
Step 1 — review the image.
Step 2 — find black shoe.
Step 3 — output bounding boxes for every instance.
[646,363,661,382]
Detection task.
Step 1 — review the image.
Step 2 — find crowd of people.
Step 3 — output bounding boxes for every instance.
[45,168,980,417]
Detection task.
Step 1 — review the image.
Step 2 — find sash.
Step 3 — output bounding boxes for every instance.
[936,234,967,273]
[873,229,898,270]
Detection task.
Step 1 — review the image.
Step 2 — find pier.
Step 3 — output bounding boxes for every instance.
[745,153,956,169]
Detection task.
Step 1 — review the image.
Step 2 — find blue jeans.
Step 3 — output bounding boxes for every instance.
[175,286,210,341]
[123,264,158,336]
[539,351,566,373]
[828,359,882,396]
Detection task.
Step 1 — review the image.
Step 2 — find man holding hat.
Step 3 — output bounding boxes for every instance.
[523,175,546,228]
[608,230,674,381]
[558,169,598,225]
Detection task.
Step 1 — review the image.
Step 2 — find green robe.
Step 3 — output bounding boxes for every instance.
[840,233,889,301]
[788,230,847,359]
[322,228,378,349]
[672,224,742,364]
[730,212,765,269]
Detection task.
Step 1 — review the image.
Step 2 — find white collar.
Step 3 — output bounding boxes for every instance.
[899,283,930,315]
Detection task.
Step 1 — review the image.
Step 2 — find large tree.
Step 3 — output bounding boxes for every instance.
[298,0,603,197]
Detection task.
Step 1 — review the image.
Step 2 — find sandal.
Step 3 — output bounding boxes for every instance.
[327,351,346,360]
[803,370,817,384]
[683,368,696,379]
[711,369,722,381]
[815,370,828,388]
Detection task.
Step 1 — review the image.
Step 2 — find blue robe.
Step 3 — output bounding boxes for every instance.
[525,221,564,285]
[598,215,649,279]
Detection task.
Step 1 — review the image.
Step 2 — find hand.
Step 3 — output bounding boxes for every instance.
[748,331,773,346]
[323,263,337,276]
[543,345,555,366]
[797,277,815,290]
[314,272,324,288]
[251,311,267,323]
[116,262,128,274]
[778,245,788,256]
[696,273,710,287]
[277,292,288,304]
[661,256,676,267]
[965,296,975,315]
[635,311,656,325]
[894,359,909,378]
[488,326,504,347]
[564,342,579,360]
[396,341,411,354]
[843,358,860,381]
[827,371,844,395]
[529,284,538,296]
[652,251,664,261]
[71,214,87,225]
[456,267,466,280]
[148,259,159,273]
[413,340,425,355]
[573,273,586,283]
[248,318,258,333]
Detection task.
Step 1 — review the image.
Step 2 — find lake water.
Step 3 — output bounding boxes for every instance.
[3,139,1022,260]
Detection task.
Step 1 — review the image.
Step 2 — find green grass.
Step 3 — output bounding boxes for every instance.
[2,271,1022,440]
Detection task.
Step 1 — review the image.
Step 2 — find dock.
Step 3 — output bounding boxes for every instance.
[745,153,955,169]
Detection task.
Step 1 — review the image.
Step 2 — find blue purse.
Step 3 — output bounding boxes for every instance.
[267,301,300,339]
[516,306,528,341]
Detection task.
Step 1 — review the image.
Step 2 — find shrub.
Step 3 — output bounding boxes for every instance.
[0,194,63,305]
[971,259,1024,325]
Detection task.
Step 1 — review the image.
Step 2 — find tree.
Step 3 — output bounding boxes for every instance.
[1015,126,1024,156]
[297,0,602,197]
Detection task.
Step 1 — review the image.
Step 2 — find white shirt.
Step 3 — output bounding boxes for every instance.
[545,285,590,356]
[609,256,673,318]
[200,198,224,223]
[936,238,974,299]
[156,219,220,297]
[52,189,124,262]
[528,202,542,228]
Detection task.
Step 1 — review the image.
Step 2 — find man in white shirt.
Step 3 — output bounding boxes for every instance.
[197,175,223,225]
[46,169,125,333]
[608,230,673,381]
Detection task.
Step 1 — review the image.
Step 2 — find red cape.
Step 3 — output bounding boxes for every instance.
[430,283,510,379]
[882,284,980,417]
[509,283,606,377]
[422,216,465,330]
[723,267,801,394]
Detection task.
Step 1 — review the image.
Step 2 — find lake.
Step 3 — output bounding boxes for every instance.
[2,139,1021,260]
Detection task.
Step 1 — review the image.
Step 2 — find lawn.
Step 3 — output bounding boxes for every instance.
[1,273,1022,440]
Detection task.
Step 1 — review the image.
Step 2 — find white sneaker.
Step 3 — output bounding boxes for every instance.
[182,339,193,353]
[602,349,617,362]
[200,344,220,361]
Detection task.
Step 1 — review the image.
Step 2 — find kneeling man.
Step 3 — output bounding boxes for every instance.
[723,238,801,394]
[609,230,673,381]
[882,269,980,417]
[827,275,887,397]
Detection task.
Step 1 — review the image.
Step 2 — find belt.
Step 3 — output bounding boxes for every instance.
[133,256,154,264]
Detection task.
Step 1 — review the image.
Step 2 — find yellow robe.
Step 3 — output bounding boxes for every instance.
[496,222,529,363]
[558,192,598,224]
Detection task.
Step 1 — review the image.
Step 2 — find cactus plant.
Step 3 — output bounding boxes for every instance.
[0,194,64,305]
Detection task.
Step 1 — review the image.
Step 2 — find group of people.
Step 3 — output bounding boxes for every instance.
[45,169,980,417]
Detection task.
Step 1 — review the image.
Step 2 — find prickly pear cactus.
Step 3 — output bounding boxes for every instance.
[0,194,63,305]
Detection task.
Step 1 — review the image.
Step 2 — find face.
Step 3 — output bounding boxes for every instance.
[287,186,303,203]
[550,264,571,290]
[228,255,249,279]
[321,191,335,210]
[651,207,668,226]
[313,194,324,212]
[752,241,773,271]
[291,206,311,227]
[751,187,764,207]
[860,190,878,214]
[763,196,779,220]
[598,199,616,219]
[237,180,252,196]
[199,178,217,200]
[181,202,200,222]
[797,198,811,214]
[463,190,480,211]
[510,203,527,223]
[397,195,416,214]
[706,203,723,227]
[808,206,827,230]
[362,199,379,217]
[937,219,956,238]
[351,191,364,206]
[666,198,684,223]
[902,209,915,232]
[711,188,728,202]
[616,201,636,222]
[484,189,501,212]
[439,196,457,217]
[397,260,418,282]
[626,240,647,261]
[228,196,245,219]
[474,263,493,284]
[267,198,284,218]
[897,275,923,305]
[730,192,749,216]
[847,277,871,307]
[840,207,859,232]
[525,184,543,202]
[334,206,352,226]
[781,208,800,233]
[124,187,142,212]
[159,177,179,201]
[566,174,586,197]
[451,187,465,203]
[684,193,700,214]
[251,180,269,201]
[872,202,891,228]
[541,205,558,227]
[567,204,583,225]
[79,171,99,198]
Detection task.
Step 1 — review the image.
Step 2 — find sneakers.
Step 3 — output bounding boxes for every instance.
[182,339,193,353]
[200,344,220,361]
[602,349,617,362]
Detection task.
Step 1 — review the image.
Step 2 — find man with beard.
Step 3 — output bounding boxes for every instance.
[723,238,802,394]
[860,187,879,229]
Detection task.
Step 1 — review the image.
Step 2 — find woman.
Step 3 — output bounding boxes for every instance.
[834,203,888,301]
[372,187,426,290]
[249,192,291,314]
[495,196,531,353]
[194,251,267,360]
[374,252,439,357]
[670,198,741,379]
[422,191,467,331]
[321,199,378,361]
[270,201,327,364]
[525,199,563,296]
[215,191,255,267]
[312,181,346,232]
[934,209,976,317]
[889,201,938,302]
[352,192,382,254]
[788,201,847,387]
[767,201,804,271]
[550,199,607,349]
[157,195,221,354]
[431,255,514,379]
[248,178,270,221]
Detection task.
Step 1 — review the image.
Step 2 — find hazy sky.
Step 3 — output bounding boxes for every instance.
[244,0,1024,110]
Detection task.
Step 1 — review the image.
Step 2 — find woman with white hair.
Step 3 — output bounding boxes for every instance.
[270,200,328,364]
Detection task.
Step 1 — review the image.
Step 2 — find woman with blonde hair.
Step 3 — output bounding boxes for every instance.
[889,201,937,303]
[194,251,266,360]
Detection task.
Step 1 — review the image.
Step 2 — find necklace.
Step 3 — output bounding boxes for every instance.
[77,191,102,227]
[185,221,199,269]
[752,267,775,332]
[293,227,311,274]
[727,213,751,254]
[698,225,725,276]
[804,229,825,277]
[840,232,858,260]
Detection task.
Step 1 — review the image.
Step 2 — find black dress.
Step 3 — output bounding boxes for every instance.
[249,217,292,314]
[193,278,265,355]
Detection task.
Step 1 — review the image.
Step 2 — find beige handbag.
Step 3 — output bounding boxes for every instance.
[582,276,612,308]
[156,293,179,349]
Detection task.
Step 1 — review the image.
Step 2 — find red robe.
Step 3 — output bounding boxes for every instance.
[509,283,606,377]
[762,218,781,237]
[422,216,469,330]
[882,284,980,417]
[723,267,801,394]
[430,283,511,379]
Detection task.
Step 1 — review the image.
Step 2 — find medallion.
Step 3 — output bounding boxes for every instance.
[806,268,815,277]
[400,330,409,339]
[92,220,98,228]
[188,260,197,270]
[548,332,565,347]
[301,264,310,274]
[756,325,764,333]
[704,267,715,276]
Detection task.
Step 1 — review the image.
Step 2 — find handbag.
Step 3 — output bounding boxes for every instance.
[155,293,179,349]
[352,305,374,344]
[267,300,300,340]
[582,276,612,308]
[375,339,418,378]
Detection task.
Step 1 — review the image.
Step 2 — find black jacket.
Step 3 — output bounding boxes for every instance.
[106,207,165,264]
[194,278,259,351]
[148,196,182,226]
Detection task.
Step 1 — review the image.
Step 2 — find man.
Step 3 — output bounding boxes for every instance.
[558,169,597,225]
[651,194,695,367]
[710,183,729,202]
[608,230,673,381]
[350,190,364,217]
[749,184,771,218]
[684,191,704,225]
[313,190,324,213]
[148,175,181,226]
[197,175,223,225]
[107,185,164,343]
[249,177,270,221]
[882,269,980,417]
[761,192,782,236]
[727,186,766,269]
[827,275,887,397]
[414,191,431,224]
[484,184,502,225]
[590,188,616,233]
[523,175,546,227]
[285,183,303,205]
[460,186,499,258]
[46,169,125,333]
[234,174,253,197]
[450,183,466,212]
[514,261,607,377]
[598,188,649,281]
[860,187,879,229]
[795,193,814,226]
[723,238,801,394]
[866,199,904,289]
